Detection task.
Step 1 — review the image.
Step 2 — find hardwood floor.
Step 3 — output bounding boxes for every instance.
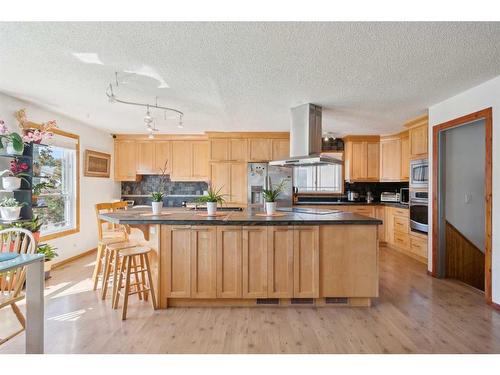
[1,245,499,354]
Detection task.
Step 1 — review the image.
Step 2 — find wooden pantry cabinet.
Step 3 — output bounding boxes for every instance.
[343,136,380,182]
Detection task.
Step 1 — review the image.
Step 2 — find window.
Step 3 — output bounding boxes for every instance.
[32,131,79,239]
[294,154,343,194]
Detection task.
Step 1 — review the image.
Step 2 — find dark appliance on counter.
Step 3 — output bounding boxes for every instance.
[410,159,428,189]
[399,188,409,205]
[410,191,428,234]
[380,191,400,203]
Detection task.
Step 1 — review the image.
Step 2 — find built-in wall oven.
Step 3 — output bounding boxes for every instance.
[410,191,428,234]
[410,159,428,189]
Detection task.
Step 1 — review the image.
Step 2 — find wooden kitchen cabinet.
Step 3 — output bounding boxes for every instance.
[344,136,380,182]
[229,139,248,161]
[171,140,209,181]
[374,206,386,242]
[114,140,138,181]
[136,141,155,174]
[210,138,229,161]
[400,132,410,180]
[320,225,378,297]
[210,161,247,204]
[190,226,217,298]
[242,226,268,298]
[248,139,271,161]
[154,141,171,173]
[380,137,401,181]
[216,226,242,298]
[271,139,290,160]
[164,226,192,298]
[209,138,248,162]
[267,226,294,298]
[405,114,428,159]
[293,226,319,298]
[385,206,410,253]
[192,141,209,180]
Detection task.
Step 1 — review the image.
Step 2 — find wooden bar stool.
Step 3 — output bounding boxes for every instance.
[112,247,156,320]
[92,201,134,291]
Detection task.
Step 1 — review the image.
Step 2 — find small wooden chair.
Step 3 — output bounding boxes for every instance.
[0,228,37,346]
[112,247,156,320]
[92,201,136,291]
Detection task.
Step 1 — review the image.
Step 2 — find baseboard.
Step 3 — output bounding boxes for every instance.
[490,301,500,312]
[51,248,97,270]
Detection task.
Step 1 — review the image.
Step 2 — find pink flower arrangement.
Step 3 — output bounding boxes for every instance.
[22,120,57,144]
[0,120,9,135]
[10,159,29,176]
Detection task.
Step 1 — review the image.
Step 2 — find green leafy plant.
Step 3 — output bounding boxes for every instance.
[0,197,26,207]
[262,179,287,202]
[33,181,55,196]
[3,215,42,233]
[196,185,226,205]
[37,243,58,262]
[151,191,164,202]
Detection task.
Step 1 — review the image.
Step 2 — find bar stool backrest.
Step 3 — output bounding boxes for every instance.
[95,201,130,241]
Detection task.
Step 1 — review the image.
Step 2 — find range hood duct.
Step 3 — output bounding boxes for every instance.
[269,103,342,167]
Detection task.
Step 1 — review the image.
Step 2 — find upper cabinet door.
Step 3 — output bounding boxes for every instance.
[171,141,192,180]
[154,141,171,174]
[192,141,209,180]
[136,141,155,175]
[114,140,137,181]
[409,124,428,158]
[380,139,401,181]
[366,142,380,181]
[400,135,410,180]
[248,139,271,161]
[210,138,229,161]
[351,141,367,180]
[229,139,248,162]
[271,139,290,160]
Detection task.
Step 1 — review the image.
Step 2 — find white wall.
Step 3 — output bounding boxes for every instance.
[0,92,121,262]
[444,120,485,251]
[428,75,500,305]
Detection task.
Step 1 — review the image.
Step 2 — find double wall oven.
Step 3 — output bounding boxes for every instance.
[409,158,428,234]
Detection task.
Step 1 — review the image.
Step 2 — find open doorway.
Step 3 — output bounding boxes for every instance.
[432,108,492,303]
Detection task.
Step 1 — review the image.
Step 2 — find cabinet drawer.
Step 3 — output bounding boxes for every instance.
[393,216,409,234]
[350,207,374,217]
[392,208,409,218]
[410,235,428,259]
[393,231,409,250]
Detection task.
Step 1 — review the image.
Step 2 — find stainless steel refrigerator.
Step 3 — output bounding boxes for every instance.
[247,163,293,208]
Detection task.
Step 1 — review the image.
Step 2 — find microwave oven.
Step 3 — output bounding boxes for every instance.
[410,159,428,189]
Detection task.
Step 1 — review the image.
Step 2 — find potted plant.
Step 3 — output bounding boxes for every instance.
[262,179,287,215]
[37,243,58,280]
[151,191,164,215]
[0,120,25,155]
[0,158,30,191]
[196,185,226,216]
[0,197,26,221]
[21,120,57,145]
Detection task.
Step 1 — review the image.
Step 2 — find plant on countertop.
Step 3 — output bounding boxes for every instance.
[37,243,58,262]
[151,191,164,202]
[262,179,287,202]
[196,185,227,205]
[0,120,24,154]
[0,197,26,208]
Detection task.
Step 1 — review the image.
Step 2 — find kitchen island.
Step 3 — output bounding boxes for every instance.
[100,208,382,308]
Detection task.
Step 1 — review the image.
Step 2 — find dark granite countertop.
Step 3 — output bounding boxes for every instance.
[100,208,382,226]
[294,201,409,209]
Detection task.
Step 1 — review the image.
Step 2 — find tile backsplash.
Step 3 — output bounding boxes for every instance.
[121,175,208,207]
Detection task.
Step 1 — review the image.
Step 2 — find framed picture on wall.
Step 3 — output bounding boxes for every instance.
[84,149,111,178]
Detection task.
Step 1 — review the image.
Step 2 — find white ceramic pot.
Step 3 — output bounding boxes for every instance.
[5,141,23,155]
[152,201,163,215]
[265,201,276,215]
[2,176,21,191]
[206,202,217,216]
[0,206,22,221]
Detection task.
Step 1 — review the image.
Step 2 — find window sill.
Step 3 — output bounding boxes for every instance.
[40,227,79,242]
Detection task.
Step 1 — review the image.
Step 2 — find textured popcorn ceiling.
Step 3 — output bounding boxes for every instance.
[1,22,499,135]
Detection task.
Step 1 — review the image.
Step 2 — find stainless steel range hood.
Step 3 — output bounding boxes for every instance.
[269,104,342,167]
